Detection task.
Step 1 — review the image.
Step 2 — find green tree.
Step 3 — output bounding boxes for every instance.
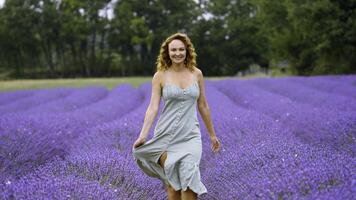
[58,0,111,76]
[0,0,42,76]
[253,0,356,75]
[109,0,200,76]
[192,0,267,76]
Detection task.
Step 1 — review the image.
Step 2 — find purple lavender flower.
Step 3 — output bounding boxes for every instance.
[0,77,354,200]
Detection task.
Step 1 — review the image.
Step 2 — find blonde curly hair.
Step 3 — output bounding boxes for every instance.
[156,33,198,72]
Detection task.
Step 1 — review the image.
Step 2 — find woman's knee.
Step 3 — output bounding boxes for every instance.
[159,151,167,167]
[166,184,174,191]
[167,184,181,193]
[181,187,197,199]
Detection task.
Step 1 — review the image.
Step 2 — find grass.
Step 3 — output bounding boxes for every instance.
[0,77,150,91]
[0,74,272,92]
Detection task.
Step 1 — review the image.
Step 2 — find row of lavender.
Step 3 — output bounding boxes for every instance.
[0,84,145,199]
[0,75,355,199]
[210,76,355,199]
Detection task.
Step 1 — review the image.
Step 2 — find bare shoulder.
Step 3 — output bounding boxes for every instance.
[194,67,204,81]
[153,71,165,87]
[153,70,164,80]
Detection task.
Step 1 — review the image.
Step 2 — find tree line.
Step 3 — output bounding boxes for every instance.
[0,0,354,78]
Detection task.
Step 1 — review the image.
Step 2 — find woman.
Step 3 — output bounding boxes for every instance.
[132,32,221,200]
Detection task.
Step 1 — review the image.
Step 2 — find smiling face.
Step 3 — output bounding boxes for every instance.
[156,33,197,72]
[168,39,187,65]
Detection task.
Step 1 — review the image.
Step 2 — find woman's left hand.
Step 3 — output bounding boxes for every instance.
[210,136,221,153]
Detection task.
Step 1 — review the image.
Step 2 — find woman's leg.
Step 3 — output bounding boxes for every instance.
[159,151,181,200]
[181,188,197,200]
[166,184,181,200]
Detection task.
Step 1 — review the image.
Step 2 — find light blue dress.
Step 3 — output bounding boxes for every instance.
[132,80,208,196]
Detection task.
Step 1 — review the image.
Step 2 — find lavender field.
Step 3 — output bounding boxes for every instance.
[0,75,355,200]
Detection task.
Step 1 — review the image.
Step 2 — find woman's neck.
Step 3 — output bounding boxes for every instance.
[170,63,186,72]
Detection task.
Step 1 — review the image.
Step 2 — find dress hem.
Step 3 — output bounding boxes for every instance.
[163,161,208,196]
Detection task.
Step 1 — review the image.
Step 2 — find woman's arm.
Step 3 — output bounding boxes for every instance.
[196,69,221,153]
[133,72,162,148]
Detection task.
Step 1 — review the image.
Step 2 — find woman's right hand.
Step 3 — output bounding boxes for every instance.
[132,137,146,150]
